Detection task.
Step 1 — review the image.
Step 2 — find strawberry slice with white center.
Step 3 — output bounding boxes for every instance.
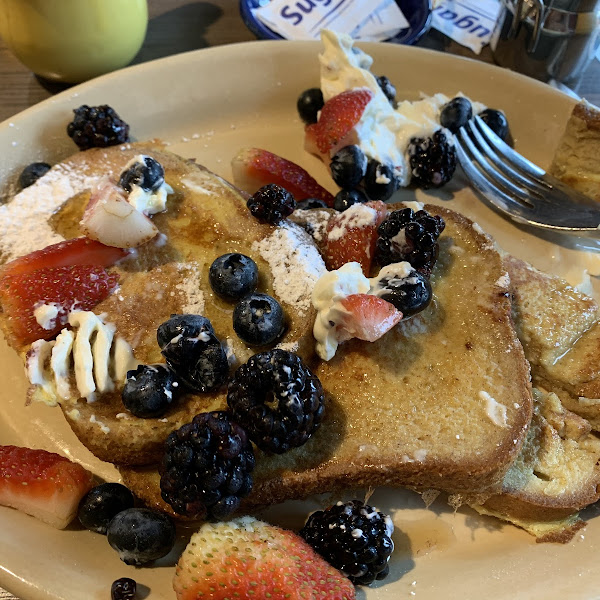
[323,200,388,275]
[305,88,373,159]
[231,147,335,207]
[0,237,128,279]
[338,293,402,342]
[0,265,119,348]
[80,179,158,248]
[0,445,94,529]
[173,516,355,600]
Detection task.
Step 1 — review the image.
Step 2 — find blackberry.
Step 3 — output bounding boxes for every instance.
[227,349,324,454]
[160,411,255,519]
[157,315,228,393]
[78,482,135,534]
[408,130,457,188]
[478,108,509,141]
[333,188,368,212]
[300,500,394,585]
[209,253,258,301]
[296,197,328,210]
[376,207,445,276]
[370,263,432,316]
[67,104,130,151]
[364,160,398,201]
[247,184,296,224]
[440,96,472,133]
[233,293,285,346]
[107,508,175,565]
[121,364,179,418]
[376,75,396,105]
[111,578,136,600]
[330,145,367,190]
[119,155,165,193]
[297,88,324,124]
[19,162,51,188]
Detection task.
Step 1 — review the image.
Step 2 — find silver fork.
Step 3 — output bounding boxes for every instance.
[455,116,600,235]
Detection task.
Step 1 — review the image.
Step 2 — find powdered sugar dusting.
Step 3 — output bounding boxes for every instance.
[175,262,205,314]
[327,203,377,242]
[276,340,299,353]
[252,222,326,316]
[0,163,102,261]
[290,209,331,243]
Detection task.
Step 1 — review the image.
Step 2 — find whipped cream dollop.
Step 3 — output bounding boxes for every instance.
[121,154,173,216]
[33,302,61,330]
[26,311,139,404]
[312,262,370,360]
[318,30,484,186]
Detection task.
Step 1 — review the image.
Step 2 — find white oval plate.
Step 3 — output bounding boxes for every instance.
[1,40,599,600]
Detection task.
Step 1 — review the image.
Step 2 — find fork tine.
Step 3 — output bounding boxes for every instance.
[465,121,548,197]
[457,135,600,231]
[454,136,537,222]
[457,128,535,207]
[472,116,548,182]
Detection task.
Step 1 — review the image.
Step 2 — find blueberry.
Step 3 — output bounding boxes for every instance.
[233,293,285,346]
[333,188,368,212]
[78,483,135,534]
[19,162,51,189]
[440,97,473,133]
[330,145,368,190]
[122,364,179,418]
[119,155,165,192]
[111,578,136,600]
[478,108,509,141]
[107,508,175,566]
[157,315,228,393]
[376,76,396,104]
[180,343,229,393]
[296,198,329,210]
[371,264,432,316]
[157,314,217,356]
[209,253,258,301]
[297,88,324,124]
[364,160,398,201]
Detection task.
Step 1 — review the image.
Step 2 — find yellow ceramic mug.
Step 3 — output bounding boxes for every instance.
[0,0,148,83]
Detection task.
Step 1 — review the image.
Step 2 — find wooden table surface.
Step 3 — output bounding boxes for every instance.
[0,0,599,125]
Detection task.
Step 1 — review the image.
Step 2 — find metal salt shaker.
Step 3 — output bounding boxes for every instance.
[491,0,600,85]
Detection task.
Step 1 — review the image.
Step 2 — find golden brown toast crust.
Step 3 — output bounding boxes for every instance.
[505,255,600,429]
[3,143,322,465]
[549,100,600,201]
[475,389,600,542]
[120,203,534,515]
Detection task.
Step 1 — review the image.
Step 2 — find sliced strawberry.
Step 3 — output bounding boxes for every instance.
[0,237,128,279]
[305,89,373,156]
[338,294,402,342]
[80,179,159,249]
[173,516,355,600]
[231,147,335,207]
[0,265,119,348]
[323,200,388,275]
[0,445,94,529]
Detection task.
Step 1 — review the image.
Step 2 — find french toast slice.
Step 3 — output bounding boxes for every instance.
[1,143,325,465]
[504,255,600,430]
[472,388,600,543]
[549,100,600,201]
[119,203,534,514]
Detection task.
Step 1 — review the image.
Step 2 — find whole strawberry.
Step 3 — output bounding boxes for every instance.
[173,516,355,600]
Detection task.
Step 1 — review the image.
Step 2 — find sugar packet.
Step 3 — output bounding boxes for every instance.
[432,0,502,54]
[254,0,409,42]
